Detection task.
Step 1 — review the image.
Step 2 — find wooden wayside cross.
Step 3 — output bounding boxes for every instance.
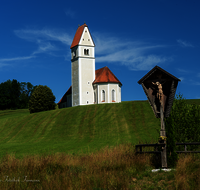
[138,66,181,168]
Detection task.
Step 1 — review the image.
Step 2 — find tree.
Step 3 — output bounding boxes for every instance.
[29,85,56,113]
[19,82,36,109]
[0,79,21,109]
[0,80,36,110]
[165,93,200,167]
[10,79,21,109]
[0,81,11,110]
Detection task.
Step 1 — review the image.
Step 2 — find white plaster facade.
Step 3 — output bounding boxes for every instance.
[94,83,121,104]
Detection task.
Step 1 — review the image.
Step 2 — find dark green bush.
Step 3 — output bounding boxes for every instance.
[165,94,200,167]
[29,85,56,113]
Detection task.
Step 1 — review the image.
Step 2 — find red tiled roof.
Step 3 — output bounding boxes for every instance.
[70,24,88,49]
[57,86,72,104]
[93,66,122,86]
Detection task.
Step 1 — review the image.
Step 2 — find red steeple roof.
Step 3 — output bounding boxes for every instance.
[93,66,122,86]
[70,24,88,49]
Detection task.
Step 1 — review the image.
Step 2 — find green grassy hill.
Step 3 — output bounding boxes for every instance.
[0,101,162,159]
[185,99,200,105]
[0,99,199,159]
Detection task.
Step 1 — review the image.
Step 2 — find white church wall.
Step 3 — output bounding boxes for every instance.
[79,58,95,105]
[93,85,97,104]
[72,60,79,106]
[96,83,121,104]
[118,85,121,102]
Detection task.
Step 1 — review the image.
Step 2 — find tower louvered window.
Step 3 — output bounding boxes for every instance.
[84,49,89,55]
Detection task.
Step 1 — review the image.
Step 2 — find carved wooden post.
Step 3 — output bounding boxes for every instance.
[159,104,167,168]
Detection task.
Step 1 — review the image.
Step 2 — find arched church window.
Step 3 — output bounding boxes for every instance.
[112,89,115,102]
[102,90,105,102]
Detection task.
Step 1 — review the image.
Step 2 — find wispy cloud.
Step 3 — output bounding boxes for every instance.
[177,39,194,48]
[194,82,200,85]
[189,79,200,85]
[14,28,73,58]
[14,29,72,45]
[10,28,172,71]
[0,29,65,69]
[177,68,191,73]
[0,63,9,69]
[94,33,171,71]
[0,56,35,68]
[65,9,76,19]
[32,41,57,55]
[197,73,200,77]
[0,56,35,62]
[93,33,133,55]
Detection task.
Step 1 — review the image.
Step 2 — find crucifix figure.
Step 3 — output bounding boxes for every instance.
[151,74,167,112]
[152,81,164,106]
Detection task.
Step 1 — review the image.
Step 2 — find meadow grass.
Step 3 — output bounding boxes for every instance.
[0,101,161,159]
[185,99,200,105]
[0,143,198,189]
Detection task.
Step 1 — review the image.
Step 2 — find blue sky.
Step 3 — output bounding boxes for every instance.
[0,0,200,103]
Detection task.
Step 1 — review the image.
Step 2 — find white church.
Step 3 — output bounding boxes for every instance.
[58,24,122,108]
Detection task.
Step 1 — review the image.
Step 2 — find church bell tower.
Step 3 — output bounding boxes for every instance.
[70,24,95,106]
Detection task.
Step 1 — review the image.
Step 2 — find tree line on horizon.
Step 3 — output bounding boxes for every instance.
[0,79,37,110]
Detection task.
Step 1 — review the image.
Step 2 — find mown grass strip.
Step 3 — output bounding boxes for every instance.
[0,101,167,158]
